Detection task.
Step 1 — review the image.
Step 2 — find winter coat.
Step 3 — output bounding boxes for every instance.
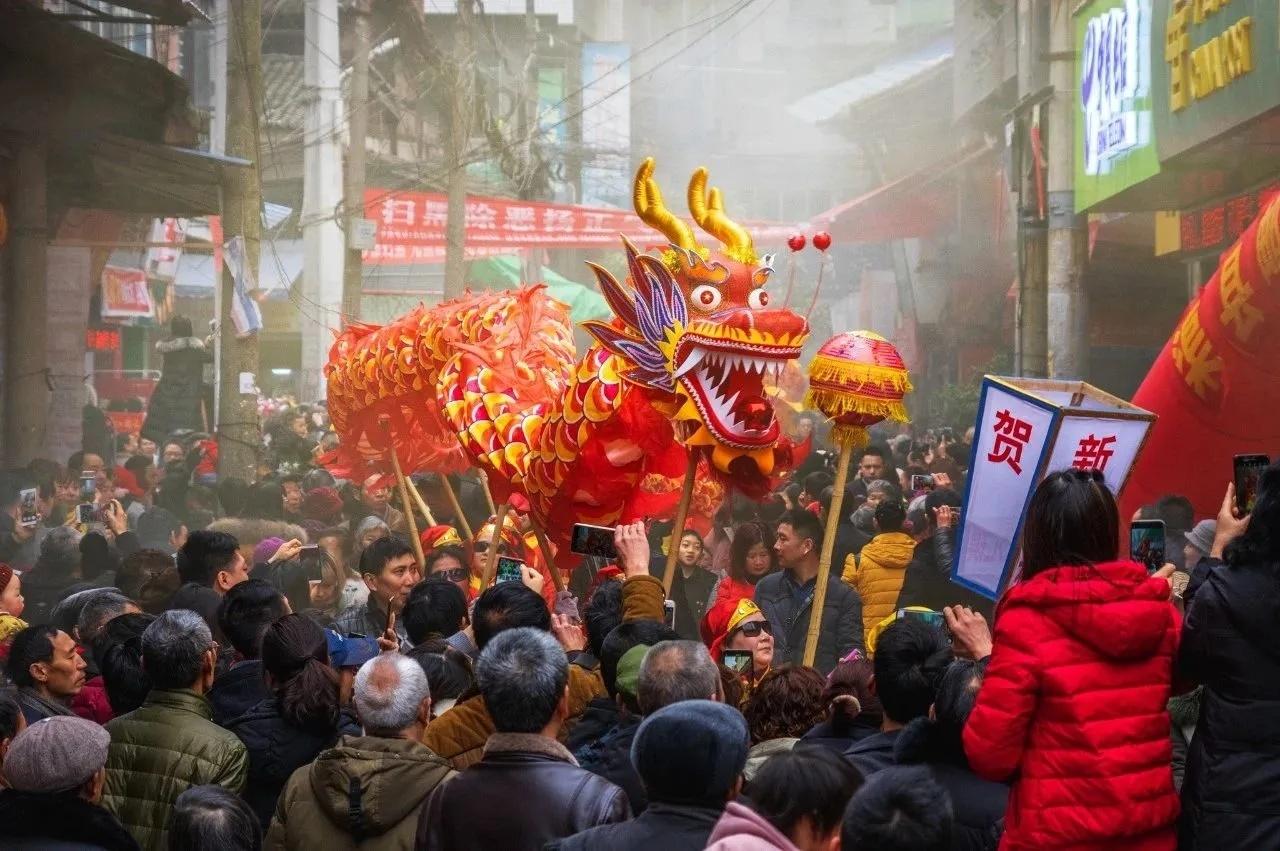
[209,659,270,725]
[422,663,606,770]
[415,732,630,851]
[1178,556,1280,849]
[548,802,724,851]
[844,729,900,778]
[962,560,1180,851]
[141,337,210,443]
[266,734,454,851]
[842,531,916,647]
[705,800,802,851]
[653,561,716,641]
[564,696,620,754]
[103,688,249,851]
[333,597,411,649]
[896,529,994,619]
[71,674,115,724]
[1168,687,1200,793]
[0,788,140,851]
[798,716,881,753]
[753,569,861,674]
[226,696,361,829]
[895,717,1007,851]
[743,737,797,783]
[14,685,77,725]
[574,713,645,813]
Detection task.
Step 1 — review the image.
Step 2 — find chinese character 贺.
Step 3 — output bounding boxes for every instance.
[987,409,1033,475]
[1072,434,1116,472]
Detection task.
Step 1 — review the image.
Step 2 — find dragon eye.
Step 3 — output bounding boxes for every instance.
[691,285,723,311]
[748,288,770,309]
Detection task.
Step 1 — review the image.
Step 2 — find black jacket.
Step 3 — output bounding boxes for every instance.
[208,659,269,726]
[225,696,360,829]
[894,717,1007,851]
[1178,556,1280,849]
[575,713,645,813]
[547,802,723,851]
[896,529,994,619]
[648,559,716,641]
[0,788,140,851]
[416,733,629,851]
[564,697,619,754]
[800,716,882,753]
[844,729,900,777]
[753,569,861,674]
[141,336,210,443]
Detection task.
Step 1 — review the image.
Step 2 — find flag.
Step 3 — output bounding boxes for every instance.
[224,235,262,338]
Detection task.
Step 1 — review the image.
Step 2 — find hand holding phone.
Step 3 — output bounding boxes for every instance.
[496,555,525,584]
[1233,454,1269,516]
[570,523,618,560]
[1130,519,1166,574]
[18,488,38,528]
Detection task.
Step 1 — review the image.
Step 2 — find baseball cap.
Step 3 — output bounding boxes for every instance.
[5,716,110,793]
[614,643,649,701]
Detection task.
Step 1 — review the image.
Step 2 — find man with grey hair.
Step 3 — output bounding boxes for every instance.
[267,652,455,849]
[69,589,140,724]
[417,627,629,850]
[637,640,721,715]
[102,609,248,850]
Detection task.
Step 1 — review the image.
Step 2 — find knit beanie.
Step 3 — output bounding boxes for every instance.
[631,699,749,807]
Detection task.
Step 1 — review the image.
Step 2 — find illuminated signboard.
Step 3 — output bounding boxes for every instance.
[1176,180,1280,254]
[1075,0,1162,212]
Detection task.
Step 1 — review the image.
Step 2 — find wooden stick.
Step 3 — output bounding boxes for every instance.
[481,502,511,589]
[803,439,853,667]
[478,470,498,515]
[662,460,699,594]
[403,474,437,527]
[388,448,426,568]
[529,519,566,592]
[439,474,473,539]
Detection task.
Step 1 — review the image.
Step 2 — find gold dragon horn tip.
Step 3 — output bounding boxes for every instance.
[632,157,697,251]
[686,166,756,263]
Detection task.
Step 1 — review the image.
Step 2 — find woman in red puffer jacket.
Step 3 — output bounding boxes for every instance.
[962,468,1181,851]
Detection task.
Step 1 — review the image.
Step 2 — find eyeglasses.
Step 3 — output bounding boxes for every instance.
[733,620,773,639]
[436,567,468,583]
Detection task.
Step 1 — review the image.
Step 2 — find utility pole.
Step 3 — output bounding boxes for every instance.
[444,0,476,299]
[218,0,263,482]
[341,0,372,321]
[3,133,48,465]
[301,0,345,400]
[1045,0,1086,379]
[1015,0,1048,378]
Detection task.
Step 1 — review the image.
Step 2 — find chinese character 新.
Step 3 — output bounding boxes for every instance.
[1072,434,1116,473]
[988,409,1033,475]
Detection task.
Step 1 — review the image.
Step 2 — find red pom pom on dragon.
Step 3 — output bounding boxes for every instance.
[324,158,812,552]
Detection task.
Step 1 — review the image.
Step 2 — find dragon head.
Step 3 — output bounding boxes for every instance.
[583,158,810,476]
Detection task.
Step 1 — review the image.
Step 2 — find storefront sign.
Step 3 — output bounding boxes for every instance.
[1176,180,1280,253]
[954,377,1154,599]
[1075,0,1162,211]
[100,265,154,319]
[1154,0,1280,159]
[85,328,121,351]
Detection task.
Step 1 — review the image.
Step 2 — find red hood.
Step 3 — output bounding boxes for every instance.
[1000,560,1174,661]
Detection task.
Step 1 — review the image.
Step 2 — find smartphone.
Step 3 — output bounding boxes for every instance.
[79,471,96,503]
[18,488,38,527]
[722,649,752,674]
[898,608,945,628]
[298,545,322,580]
[496,555,525,584]
[663,599,676,631]
[1234,454,1270,515]
[77,503,97,524]
[570,523,618,560]
[910,474,934,494]
[1130,519,1166,573]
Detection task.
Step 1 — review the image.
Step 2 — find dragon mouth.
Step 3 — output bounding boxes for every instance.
[676,337,799,449]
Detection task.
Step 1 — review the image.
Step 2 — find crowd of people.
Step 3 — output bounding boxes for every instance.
[0,404,1273,851]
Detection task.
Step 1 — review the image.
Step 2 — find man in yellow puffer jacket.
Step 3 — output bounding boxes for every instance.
[841,500,916,648]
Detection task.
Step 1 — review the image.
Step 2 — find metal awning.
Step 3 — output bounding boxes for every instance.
[51,133,251,216]
[46,0,210,25]
[813,140,995,244]
[788,36,953,126]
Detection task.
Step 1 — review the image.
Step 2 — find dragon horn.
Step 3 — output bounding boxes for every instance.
[633,157,698,251]
[687,166,756,263]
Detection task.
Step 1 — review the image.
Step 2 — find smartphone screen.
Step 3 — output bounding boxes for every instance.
[722,649,752,674]
[663,599,676,630]
[19,488,38,527]
[298,545,322,579]
[1130,520,1166,574]
[910,474,933,495]
[77,503,97,524]
[898,609,945,628]
[570,523,618,560]
[496,556,525,584]
[79,471,96,503]
[1234,454,1270,515]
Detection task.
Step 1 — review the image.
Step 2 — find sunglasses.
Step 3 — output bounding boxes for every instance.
[734,620,773,639]
[436,566,469,583]
[473,542,509,555]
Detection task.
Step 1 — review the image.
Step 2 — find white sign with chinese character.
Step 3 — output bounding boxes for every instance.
[953,377,1155,600]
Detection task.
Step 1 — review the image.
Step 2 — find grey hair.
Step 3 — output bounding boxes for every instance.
[638,640,720,715]
[353,652,430,735]
[142,609,213,689]
[39,526,83,578]
[475,627,568,734]
[76,591,136,643]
